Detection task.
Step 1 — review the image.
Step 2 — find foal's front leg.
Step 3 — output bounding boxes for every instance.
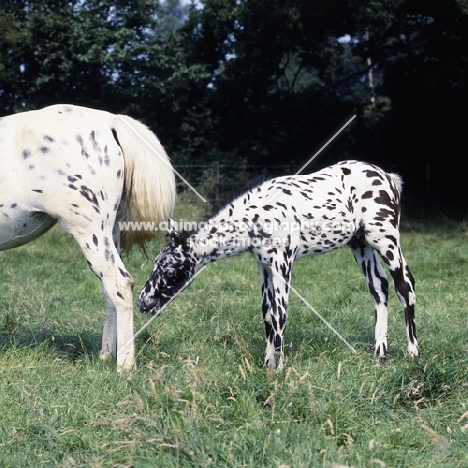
[257,261,292,370]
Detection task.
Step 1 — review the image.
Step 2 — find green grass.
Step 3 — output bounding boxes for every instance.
[0,203,467,467]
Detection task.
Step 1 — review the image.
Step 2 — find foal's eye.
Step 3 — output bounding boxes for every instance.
[166,269,176,278]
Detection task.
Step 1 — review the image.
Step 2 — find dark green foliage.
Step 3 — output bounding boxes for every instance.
[1,0,467,214]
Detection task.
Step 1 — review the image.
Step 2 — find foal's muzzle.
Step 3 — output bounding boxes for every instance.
[138,296,161,315]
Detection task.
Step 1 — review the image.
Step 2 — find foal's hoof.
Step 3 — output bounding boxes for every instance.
[374,342,388,358]
[407,343,420,358]
[264,354,285,372]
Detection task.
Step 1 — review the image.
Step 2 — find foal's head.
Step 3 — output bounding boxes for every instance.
[138,223,194,315]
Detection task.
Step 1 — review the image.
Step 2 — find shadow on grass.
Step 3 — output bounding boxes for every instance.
[0,315,102,363]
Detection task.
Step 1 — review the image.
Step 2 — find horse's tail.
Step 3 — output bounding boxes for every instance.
[111,114,176,252]
[389,172,403,195]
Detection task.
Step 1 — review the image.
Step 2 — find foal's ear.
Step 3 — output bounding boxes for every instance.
[167,218,177,233]
[166,218,179,242]
[181,230,190,249]
[166,219,190,249]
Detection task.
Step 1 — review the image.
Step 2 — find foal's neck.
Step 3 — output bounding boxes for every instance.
[190,209,251,266]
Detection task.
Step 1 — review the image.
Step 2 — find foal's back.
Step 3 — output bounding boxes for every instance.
[242,160,401,258]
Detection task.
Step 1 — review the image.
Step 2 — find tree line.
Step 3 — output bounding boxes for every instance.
[1,0,467,215]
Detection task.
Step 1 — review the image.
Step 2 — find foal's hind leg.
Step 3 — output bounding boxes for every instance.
[365,231,419,357]
[387,248,419,357]
[350,237,390,357]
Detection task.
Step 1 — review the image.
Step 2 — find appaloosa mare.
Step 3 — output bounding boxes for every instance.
[0,104,175,370]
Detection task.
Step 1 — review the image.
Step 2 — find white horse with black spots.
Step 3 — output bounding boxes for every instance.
[139,160,419,370]
[0,104,175,371]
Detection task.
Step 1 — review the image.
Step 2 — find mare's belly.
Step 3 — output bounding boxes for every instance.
[0,210,57,251]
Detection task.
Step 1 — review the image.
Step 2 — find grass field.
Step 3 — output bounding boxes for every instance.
[0,199,467,467]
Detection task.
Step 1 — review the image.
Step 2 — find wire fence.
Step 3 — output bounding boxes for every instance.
[173,162,292,209]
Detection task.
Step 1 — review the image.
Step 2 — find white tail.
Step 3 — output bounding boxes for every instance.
[390,172,403,194]
[111,114,176,251]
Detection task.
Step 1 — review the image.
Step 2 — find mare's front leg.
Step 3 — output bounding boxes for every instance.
[257,259,292,370]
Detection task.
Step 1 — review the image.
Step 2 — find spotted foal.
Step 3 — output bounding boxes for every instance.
[139,160,418,369]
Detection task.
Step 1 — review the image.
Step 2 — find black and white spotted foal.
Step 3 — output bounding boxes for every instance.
[139,160,419,369]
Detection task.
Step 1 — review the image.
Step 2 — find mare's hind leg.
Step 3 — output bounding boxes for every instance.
[100,284,118,359]
[100,226,124,360]
[65,226,135,371]
[366,230,419,357]
[350,236,390,357]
